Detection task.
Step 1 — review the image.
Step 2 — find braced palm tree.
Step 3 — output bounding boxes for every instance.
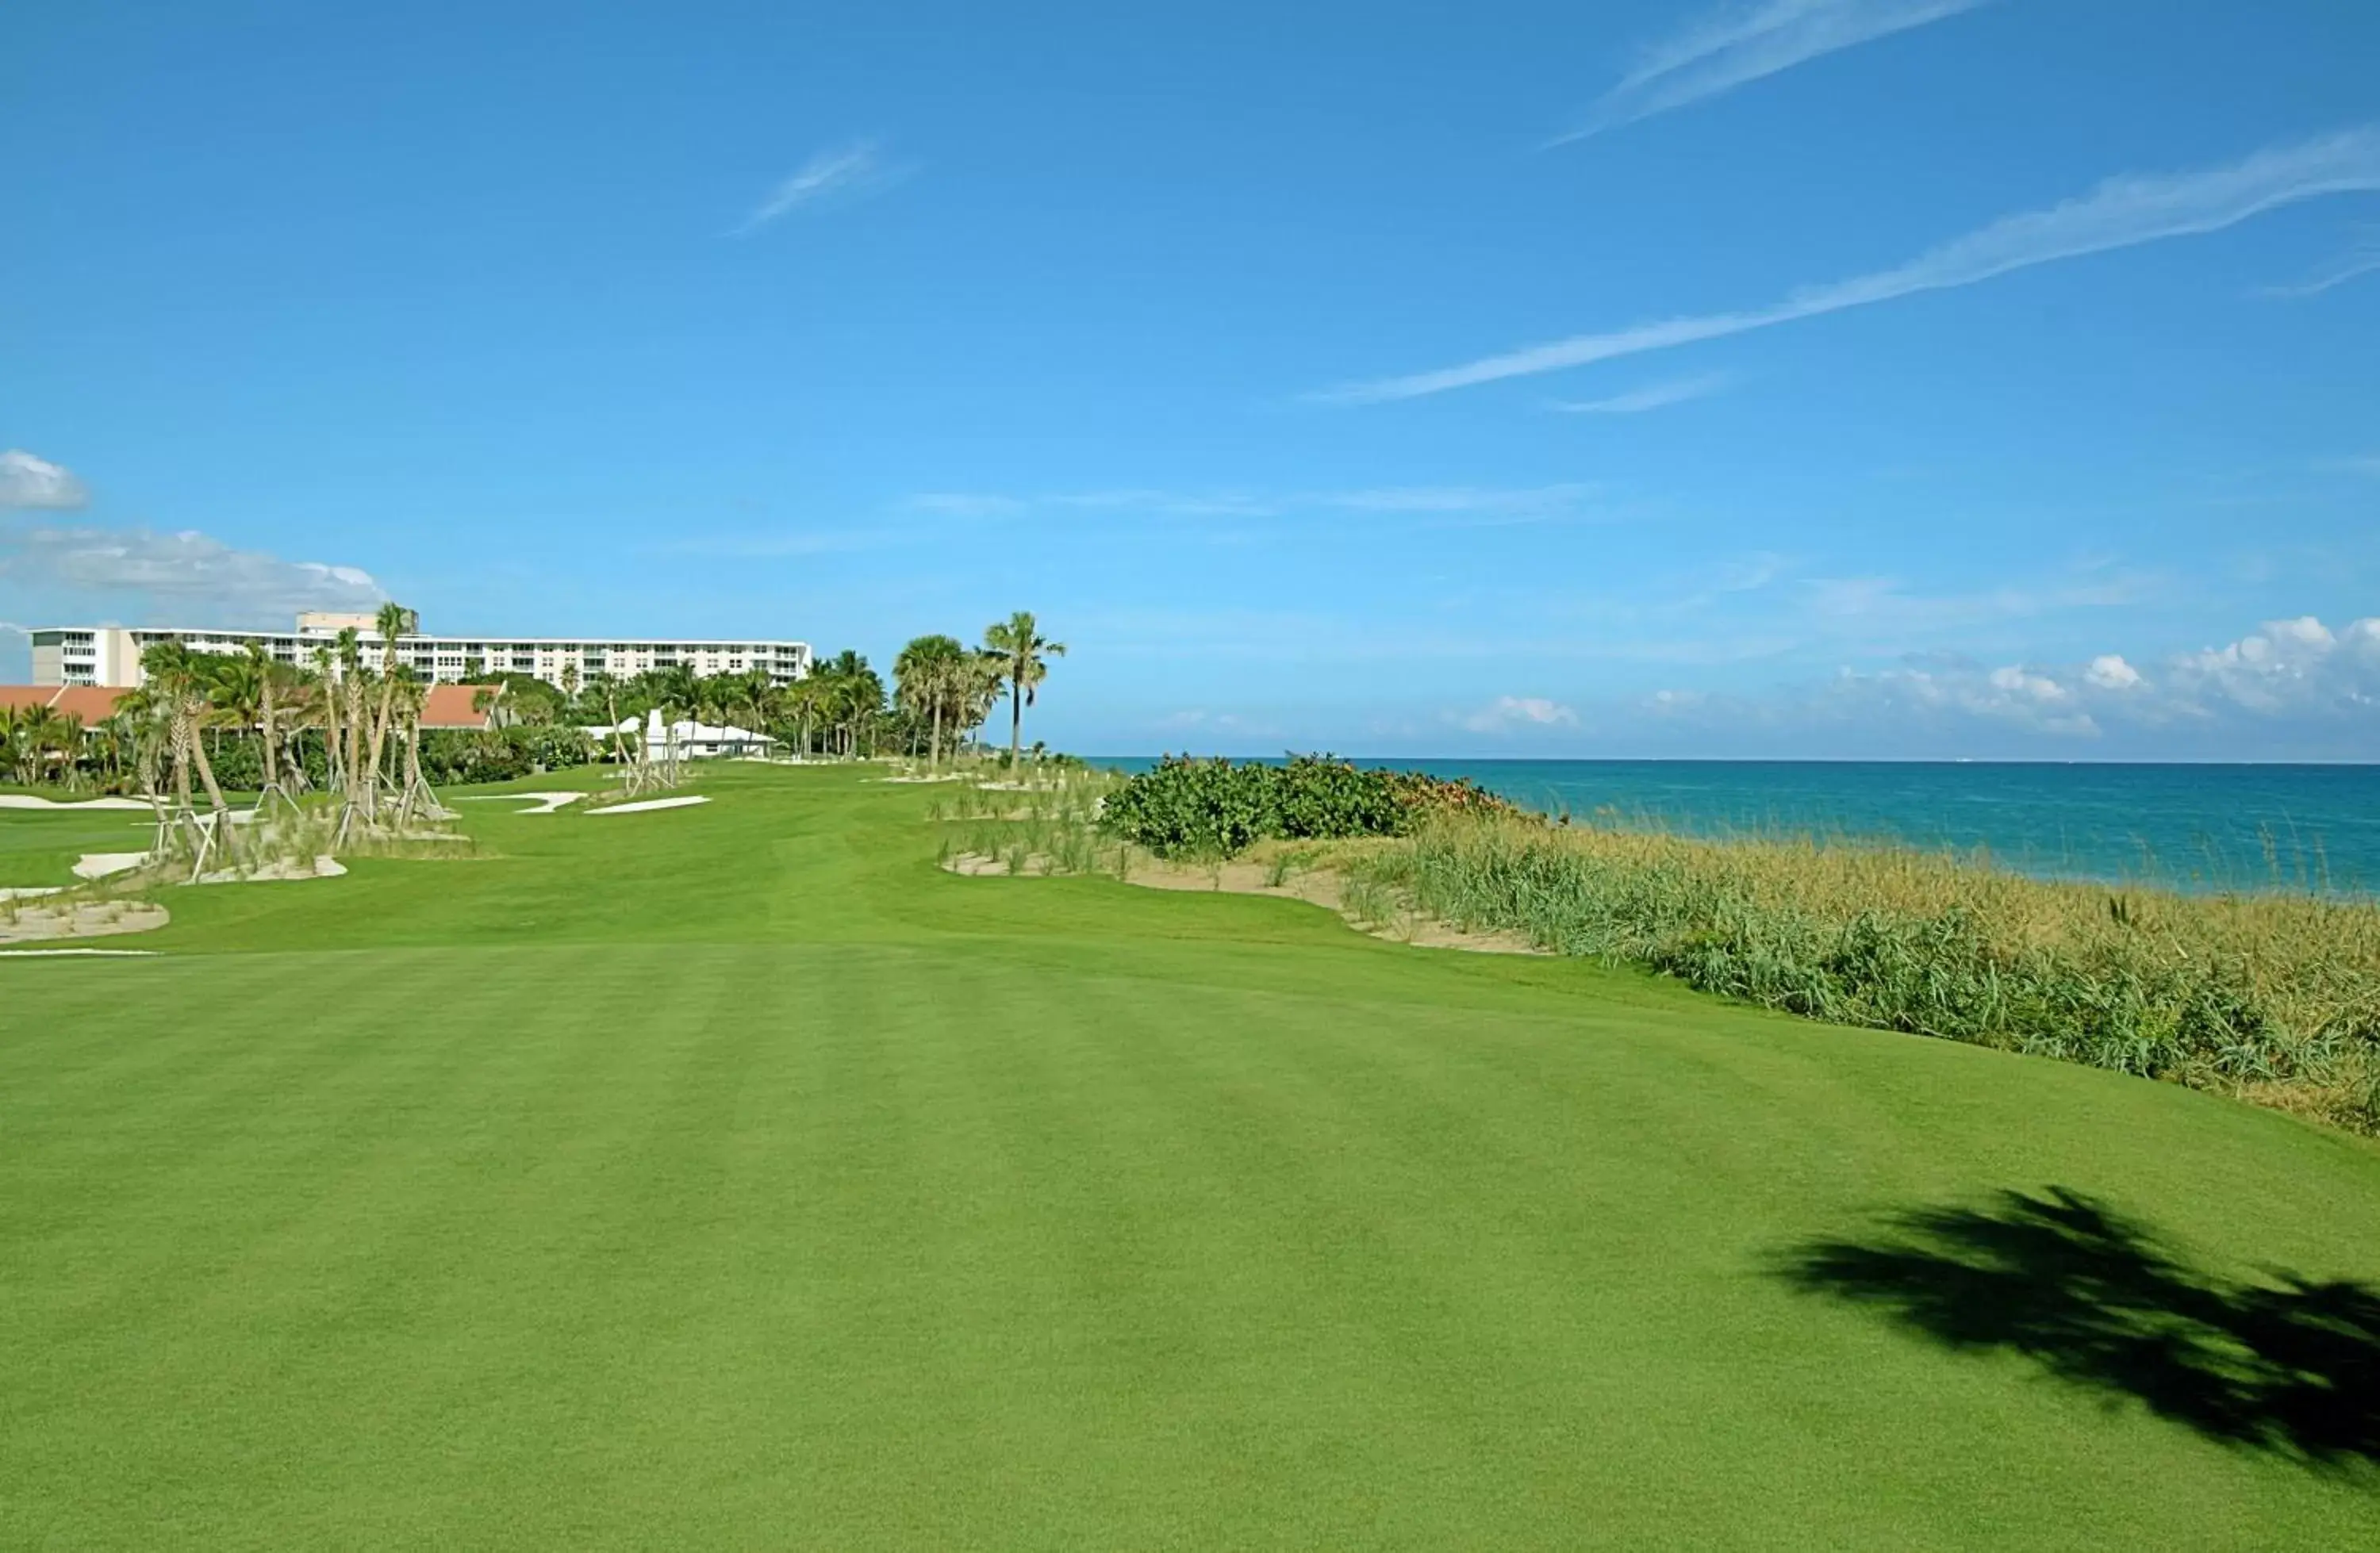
[142,642,240,870]
[362,602,416,821]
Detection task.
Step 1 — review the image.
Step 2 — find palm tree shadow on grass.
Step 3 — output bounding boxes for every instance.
[1775,1187,2379,1473]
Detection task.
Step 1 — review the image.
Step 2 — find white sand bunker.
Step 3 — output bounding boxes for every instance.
[75,853,151,880]
[190,856,347,884]
[458,792,586,815]
[0,898,171,945]
[942,852,1548,957]
[0,947,161,958]
[587,796,712,815]
[0,795,151,811]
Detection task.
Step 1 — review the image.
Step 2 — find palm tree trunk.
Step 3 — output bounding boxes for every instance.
[364,673,397,822]
[169,722,201,855]
[345,679,365,806]
[401,715,426,826]
[321,687,341,792]
[1008,673,1023,768]
[187,715,236,864]
[260,677,280,790]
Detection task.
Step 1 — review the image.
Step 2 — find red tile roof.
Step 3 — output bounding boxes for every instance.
[418,684,503,730]
[0,685,129,723]
[46,686,130,724]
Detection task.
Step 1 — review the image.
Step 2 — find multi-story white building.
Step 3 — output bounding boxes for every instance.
[28,612,811,691]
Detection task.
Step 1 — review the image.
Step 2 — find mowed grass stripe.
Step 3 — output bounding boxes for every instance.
[3,765,2377,1546]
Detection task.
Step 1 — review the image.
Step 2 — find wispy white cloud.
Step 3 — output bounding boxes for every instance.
[731,140,906,235]
[1460,695,1580,733]
[2259,228,2380,297]
[1552,0,1989,146]
[1548,373,1735,415]
[0,450,90,509]
[1329,127,2380,403]
[0,520,385,624]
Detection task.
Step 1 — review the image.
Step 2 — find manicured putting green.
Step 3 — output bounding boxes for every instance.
[3,765,2375,1546]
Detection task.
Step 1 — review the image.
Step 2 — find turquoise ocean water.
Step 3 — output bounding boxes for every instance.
[1096,759,2380,895]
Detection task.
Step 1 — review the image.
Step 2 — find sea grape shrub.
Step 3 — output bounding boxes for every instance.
[1385,770,1518,822]
[418,727,598,785]
[1272,755,1407,840]
[1098,757,1279,857]
[1099,755,1522,858]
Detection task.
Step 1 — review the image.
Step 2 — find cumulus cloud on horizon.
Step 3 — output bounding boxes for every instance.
[1641,612,2380,752]
[0,519,386,629]
[0,450,90,509]
[1462,695,1582,734]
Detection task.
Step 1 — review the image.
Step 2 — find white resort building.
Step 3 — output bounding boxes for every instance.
[588,709,780,761]
[28,612,812,692]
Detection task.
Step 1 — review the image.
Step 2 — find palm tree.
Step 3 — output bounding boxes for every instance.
[362,602,416,820]
[981,612,1065,769]
[309,645,343,793]
[36,708,86,788]
[779,676,823,759]
[0,704,32,785]
[211,642,289,793]
[109,682,175,846]
[336,627,367,807]
[808,651,877,758]
[895,634,967,769]
[638,664,701,780]
[143,642,239,869]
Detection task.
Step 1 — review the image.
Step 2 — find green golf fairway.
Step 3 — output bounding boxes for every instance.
[4,765,2375,1546]
[0,804,154,888]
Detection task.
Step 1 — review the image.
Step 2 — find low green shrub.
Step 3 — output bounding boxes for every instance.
[1098,755,1515,859]
[420,727,597,785]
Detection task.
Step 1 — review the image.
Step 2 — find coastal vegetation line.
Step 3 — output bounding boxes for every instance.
[4,760,2376,1543]
[949,755,2380,1136]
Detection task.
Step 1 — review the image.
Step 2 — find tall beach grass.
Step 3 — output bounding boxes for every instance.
[1349,818,2380,1133]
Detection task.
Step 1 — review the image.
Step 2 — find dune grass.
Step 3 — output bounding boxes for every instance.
[2,764,2377,1547]
[1349,817,2380,1134]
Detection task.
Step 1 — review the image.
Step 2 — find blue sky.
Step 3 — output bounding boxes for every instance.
[4,0,2378,757]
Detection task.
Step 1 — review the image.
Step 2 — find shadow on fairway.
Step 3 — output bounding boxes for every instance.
[1776,1187,2380,1473]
